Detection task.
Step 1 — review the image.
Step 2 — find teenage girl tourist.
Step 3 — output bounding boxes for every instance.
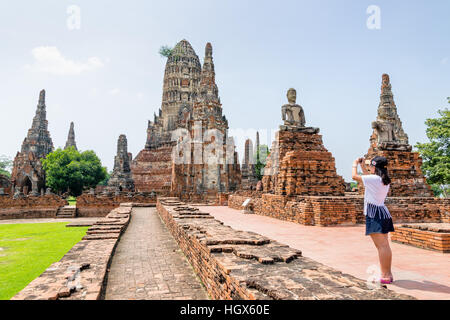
[352,156,394,284]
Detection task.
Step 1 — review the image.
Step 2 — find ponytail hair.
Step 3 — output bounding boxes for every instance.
[371,156,391,186]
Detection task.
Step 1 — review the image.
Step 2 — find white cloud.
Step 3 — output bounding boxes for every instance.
[441,57,448,65]
[137,92,144,100]
[109,88,120,96]
[24,46,104,75]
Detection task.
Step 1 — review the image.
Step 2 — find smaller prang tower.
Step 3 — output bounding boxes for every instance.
[107,135,135,192]
[362,74,433,197]
[64,122,77,150]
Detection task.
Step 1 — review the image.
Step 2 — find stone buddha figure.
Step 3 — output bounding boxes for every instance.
[280,88,319,133]
[282,88,305,127]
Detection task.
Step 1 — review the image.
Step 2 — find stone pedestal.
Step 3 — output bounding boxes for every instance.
[362,139,433,197]
[263,128,345,196]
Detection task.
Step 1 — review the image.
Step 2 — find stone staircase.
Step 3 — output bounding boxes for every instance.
[56,205,77,218]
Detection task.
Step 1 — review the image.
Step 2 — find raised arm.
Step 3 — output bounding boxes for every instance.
[352,157,364,183]
[360,158,369,175]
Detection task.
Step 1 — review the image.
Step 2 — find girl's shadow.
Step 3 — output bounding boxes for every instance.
[394,280,450,294]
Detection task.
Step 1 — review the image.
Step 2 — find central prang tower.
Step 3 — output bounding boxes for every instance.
[132,40,241,195]
[145,40,202,149]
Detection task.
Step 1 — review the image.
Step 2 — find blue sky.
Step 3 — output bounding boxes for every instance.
[0,0,448,181]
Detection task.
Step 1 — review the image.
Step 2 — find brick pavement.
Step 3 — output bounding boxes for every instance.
[103,207,209,300]
[205,206,450,300]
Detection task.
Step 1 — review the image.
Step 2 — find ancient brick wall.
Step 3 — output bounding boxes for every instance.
[439,199,450,223]
[76,193,156,217]
[229,194,448,227]
[0,195,67,220]
[157,198,413,300]
[131,146,173,193]
[361,147,433,197]
[391,223,450,253]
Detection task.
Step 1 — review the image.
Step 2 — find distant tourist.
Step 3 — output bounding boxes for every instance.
[352,156,394,284]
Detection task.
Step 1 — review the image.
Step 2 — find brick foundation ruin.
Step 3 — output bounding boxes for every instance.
[76,193,156,217]
[229,194,448,227]
[0,194,67,220]
[391,223,450,253]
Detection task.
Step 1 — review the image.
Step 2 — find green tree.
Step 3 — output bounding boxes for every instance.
[254,144,269,181]
[159,45,173,58]
[415,101,450,197]
[0,155,12,177]
[98,170,112,186]
[42,147,107,196]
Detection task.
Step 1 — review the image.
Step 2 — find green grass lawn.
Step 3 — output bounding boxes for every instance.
[0,223,88,300]
[67,196,77,206]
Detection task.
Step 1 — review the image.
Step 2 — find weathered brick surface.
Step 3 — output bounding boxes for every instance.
[157,198,414,300]
[263,130,345,197]
[229,194,448,227]
[391,223,450,253]
[360,148,433,197]
[131,146,174,193]
[12,205,131,300]
[0,194,67,220]
[76,193,156,217]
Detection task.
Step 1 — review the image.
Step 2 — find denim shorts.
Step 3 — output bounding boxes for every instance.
[365,214,395,236]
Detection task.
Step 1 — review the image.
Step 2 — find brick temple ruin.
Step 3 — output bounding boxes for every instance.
[132,40,241,199]
[229,76,448,227]
[1,44,449,301]
[361,74,433,197]
[10,90,54,197]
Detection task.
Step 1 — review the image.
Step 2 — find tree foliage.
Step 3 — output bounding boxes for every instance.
[254,144,269,181]
[42,147,107,196]
[159,45,173,58]
[415,101,450,197]
[98,170,112,186]
[0,155,12,177]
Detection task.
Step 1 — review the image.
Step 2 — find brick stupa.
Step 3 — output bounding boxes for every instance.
[361,74,433,197]
[263,88,346,196]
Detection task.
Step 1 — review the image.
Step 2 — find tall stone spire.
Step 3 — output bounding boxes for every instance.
[64,122,77,150]
[160,39,201,131]
[197,43,220,103]
[371,74,410,151]
[107,134,134,192]
[256,131,260,162]
[21,89,54,158]
[244,139,254,165]
[11,89,54,195]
